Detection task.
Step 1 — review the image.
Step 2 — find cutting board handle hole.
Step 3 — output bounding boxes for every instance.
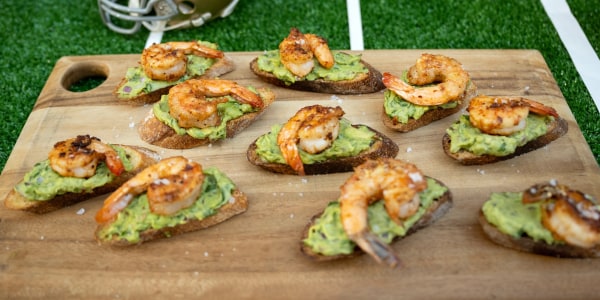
[61,62,109,93]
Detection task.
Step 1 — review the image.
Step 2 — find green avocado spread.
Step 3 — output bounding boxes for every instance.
[153,90,259,141]
[481,192,557,244]
[96,167,236,243]
[303,178,447,256]
[256,50,368,84]
[383,89,459,124]
[253,119,376,165]
[116,41,219,99]
[446,114,552,156]
[14,145,134,201]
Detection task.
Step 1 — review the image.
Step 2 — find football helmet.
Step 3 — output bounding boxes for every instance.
[98,0,240,34]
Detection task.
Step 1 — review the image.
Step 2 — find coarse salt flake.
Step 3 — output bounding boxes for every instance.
[76,208,85,215]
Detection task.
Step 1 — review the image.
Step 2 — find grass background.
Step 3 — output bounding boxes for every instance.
[0,0,598,172]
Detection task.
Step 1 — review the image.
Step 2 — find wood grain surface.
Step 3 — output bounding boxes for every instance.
[1,50,599,299]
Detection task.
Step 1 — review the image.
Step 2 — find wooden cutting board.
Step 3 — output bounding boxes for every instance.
[1,50,599,299]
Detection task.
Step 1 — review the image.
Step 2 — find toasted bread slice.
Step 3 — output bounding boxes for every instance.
[4,145,160,214]
[382,82,477,132]
[249,56,385,94]
[300,177,453,262]
[138,87,275,149]
[479,211,600,258]
[246,125,399,175]
[442,116,568,165]
[115,55,235,105]
[95,189,248,246]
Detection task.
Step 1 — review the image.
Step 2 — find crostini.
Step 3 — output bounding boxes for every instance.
[138,78,275,149]
[4,135,160,213]
[443,95,568,165]
[479,180,600,258]
[300,158,453,267]
[115,40,235,105]
[249,28,385,94]
[95,156,248,246]
[246,105,398,175]
[381,54,477,132]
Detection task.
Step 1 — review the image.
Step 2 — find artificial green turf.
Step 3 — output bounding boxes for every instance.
[0,0,598,172]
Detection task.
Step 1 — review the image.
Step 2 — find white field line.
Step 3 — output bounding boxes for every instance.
[541,0,600,111]
[346,0,364,50]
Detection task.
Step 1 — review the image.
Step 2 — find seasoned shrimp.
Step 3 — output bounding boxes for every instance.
[522,181,600,248]
[277,105,345,176]
[95,156,204,224]
[278,28,334,77]
[468,95,559,136]
[339,158,428,267]
[382,54,470,105]
[48,135,124,178]
[168,78,264,129]
[141,41,224,81]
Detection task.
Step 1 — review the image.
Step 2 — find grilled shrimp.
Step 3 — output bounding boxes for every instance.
[522,181,600,248]
[48,135,124,178]
[339,158,428,267]
[95,156,204,224]
[278,28,334,77]
[141,41,224,81]
[468,95,559,136]
[382,54,470,106]
[168,78,264,129]
[277,105,345,176]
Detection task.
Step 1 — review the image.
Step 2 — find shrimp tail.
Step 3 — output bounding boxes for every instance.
[353,231,401,268]
[281,142,305,176]
[105,153,125,176]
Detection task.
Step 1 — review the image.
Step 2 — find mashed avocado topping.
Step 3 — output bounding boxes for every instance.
[153,91,258,141]
[383,89,459,124]
[256,50,368,84]
[446,114,552,156]
[481,192,556,244]
[14,145,134,201]
[303,178,447,256]
[96,167,235,243]
[116,41,219,99]
[253,119,376,164]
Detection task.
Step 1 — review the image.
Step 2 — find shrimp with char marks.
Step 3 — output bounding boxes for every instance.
[522,181,600,249]
[95,156,204,224]
[48,135,124,178]
[382,54,470,106]
[339,158,427,267]
[468,95,559,136]
[168,78,264,129]
[141,41,224,81]
[277,105,345,176]
[278,28,335,78]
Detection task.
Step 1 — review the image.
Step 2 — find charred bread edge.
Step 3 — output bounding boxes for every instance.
[3,145,161,214]
[249,56,385,94]
[138,87,275,149]
[114,55,236,105]
[246,125,399,175]
[442,116,568,165]
[95,189,248,246]
[478,210,600,258]
[382,81,478,132]
[300,177,453,261]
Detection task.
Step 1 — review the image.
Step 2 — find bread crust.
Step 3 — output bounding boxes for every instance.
[478,211,600,258]
[299,177,453,261]
[138,87,276,149]
[249,56,385,94]
[95,190,248,246]
[3,145,161,214]
[246,125,399,175]
[442,116,568,165]
[382,82,478,132]
[114,55,235,105]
